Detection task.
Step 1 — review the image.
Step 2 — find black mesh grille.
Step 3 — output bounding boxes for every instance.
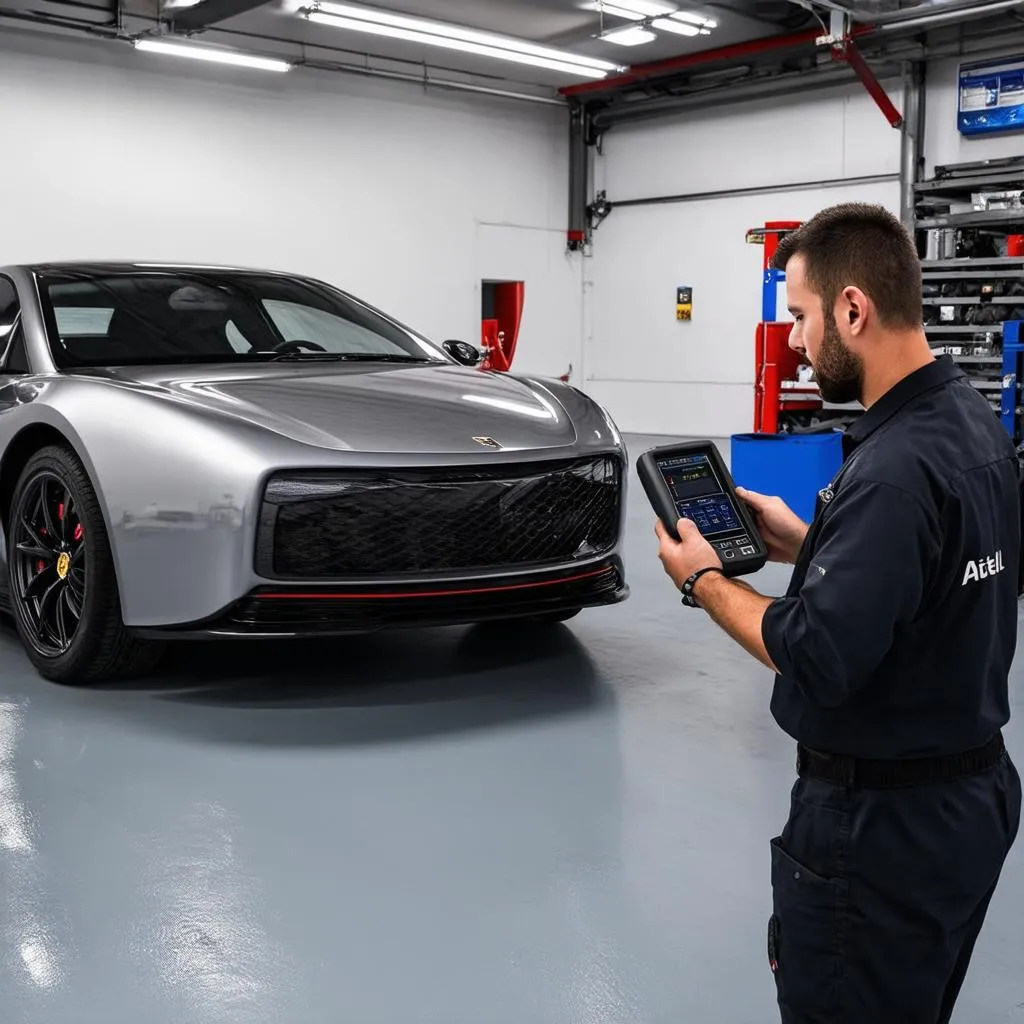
[257,456,622,580]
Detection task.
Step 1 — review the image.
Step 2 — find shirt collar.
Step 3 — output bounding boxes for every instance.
[842,355,964,455]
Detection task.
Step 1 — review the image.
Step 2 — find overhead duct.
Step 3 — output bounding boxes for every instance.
[809,0,1024,24]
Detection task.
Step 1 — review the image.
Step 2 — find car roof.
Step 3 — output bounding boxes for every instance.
[14,261,288,276]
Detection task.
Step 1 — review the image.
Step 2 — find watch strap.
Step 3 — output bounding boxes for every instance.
[681,566,724,607]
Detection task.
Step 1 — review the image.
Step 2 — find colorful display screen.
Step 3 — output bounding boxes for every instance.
[657,452,743,538]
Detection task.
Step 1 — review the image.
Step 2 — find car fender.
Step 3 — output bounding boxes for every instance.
[518,376,624,450]
[1,376,283,626]
[0,403,118,591]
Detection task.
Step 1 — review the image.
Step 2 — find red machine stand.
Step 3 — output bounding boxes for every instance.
[747,220,825,433]
[754,323,822,433]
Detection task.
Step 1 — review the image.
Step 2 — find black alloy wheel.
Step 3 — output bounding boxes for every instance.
[11,469,87,656]
[6,445,163,683]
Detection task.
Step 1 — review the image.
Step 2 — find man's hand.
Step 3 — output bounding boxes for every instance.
[655,516,722,590]
[735,487,809,564]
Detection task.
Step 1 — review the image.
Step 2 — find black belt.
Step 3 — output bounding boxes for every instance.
[796,731,1006,788]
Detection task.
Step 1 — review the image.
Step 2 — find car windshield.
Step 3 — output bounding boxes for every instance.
[34,268,445,367]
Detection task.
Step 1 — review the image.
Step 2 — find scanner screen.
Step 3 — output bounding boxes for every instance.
[658,452,743,538]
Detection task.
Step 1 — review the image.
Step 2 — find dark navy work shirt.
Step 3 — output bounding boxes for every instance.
[761,356,1020,759]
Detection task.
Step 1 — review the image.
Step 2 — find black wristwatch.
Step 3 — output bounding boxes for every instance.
[680,566,725,607]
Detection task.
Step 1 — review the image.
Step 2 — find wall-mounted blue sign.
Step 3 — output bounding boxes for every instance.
[958,55,1024,136]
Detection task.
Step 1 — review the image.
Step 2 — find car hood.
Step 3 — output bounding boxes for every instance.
[91,362,578,453]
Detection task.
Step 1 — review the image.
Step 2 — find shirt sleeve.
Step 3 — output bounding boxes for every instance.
[761,477,940,708]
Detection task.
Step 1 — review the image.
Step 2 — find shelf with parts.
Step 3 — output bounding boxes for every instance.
[913,159,1024,445]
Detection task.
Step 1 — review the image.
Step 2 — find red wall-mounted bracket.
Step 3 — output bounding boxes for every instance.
[830,37,904,128]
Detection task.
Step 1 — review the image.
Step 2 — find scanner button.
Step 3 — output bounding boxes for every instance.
[740,545,756,555]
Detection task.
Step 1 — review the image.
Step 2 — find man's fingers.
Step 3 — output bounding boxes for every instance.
[736,486,770,510]
[677,517,699,538]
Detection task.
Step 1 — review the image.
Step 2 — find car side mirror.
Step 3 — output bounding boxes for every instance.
[443,339,482,366]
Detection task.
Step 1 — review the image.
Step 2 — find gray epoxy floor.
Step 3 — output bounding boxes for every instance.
[1,433,1022,1024]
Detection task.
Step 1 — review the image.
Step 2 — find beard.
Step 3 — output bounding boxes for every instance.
[813,312,864,405]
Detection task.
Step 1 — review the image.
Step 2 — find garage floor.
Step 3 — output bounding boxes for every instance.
[1,434,1021,1024]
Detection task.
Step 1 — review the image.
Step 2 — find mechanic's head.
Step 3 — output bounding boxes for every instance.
[771,202,923,405]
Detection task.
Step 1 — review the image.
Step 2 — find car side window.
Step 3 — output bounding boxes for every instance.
[0,275,23,373]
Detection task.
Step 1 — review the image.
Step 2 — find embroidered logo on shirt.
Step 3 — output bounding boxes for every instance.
[961,551,1005,585]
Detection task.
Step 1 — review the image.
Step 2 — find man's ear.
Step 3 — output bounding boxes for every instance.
[841,286,869,337]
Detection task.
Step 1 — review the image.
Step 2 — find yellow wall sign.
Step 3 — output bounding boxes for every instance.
[676,286,692,321]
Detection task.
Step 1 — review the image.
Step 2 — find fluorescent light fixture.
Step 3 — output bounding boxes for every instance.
[586,1,645,19]
[308,2,622,76]
[601,0,677,15]
[651,17,700,35]
[603,25,657,44]
[308,13,614,76]
[671,10,717,27]
[133,38,292,71]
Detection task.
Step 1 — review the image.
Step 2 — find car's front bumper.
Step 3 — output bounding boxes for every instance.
[129,556,628,640]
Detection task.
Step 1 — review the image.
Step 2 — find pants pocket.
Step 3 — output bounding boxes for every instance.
[769,835,848,1022]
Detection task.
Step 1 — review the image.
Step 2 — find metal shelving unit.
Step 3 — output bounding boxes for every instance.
[916,209,1024,230]
[913,158,1024,444]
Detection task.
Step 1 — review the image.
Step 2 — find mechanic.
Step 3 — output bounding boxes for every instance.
[655,202,1022,1023]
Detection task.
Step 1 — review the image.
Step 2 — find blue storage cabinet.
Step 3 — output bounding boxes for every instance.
[729,432,844,523]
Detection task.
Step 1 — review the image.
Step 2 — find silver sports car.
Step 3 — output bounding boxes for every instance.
[0,263,628,683]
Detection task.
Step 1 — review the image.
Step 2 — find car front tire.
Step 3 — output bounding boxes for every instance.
[6,445,163,683]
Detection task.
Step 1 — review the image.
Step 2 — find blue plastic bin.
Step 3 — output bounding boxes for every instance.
[729,432,844,523]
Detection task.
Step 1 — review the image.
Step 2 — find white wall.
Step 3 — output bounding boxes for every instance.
[582,82,904,437]
[924,50,1024,173]
[0,29,581,382]
[11,28,1015,443]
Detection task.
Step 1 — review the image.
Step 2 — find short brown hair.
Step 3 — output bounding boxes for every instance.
[771,202,922,329]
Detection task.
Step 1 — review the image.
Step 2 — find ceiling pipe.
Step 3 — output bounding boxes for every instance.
[591,59,876,125]
[874,0,1024,28]
[821,0,1021,25]
[559,22,875,97]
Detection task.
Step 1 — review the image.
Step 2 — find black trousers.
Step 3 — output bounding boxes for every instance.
[768,749,1022,1023]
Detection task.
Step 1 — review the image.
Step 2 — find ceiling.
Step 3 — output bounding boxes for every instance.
[242,0,799,84]
[0,0,1021,101]
[0,0,821,93]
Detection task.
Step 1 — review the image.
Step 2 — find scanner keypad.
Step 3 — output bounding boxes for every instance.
[713,536,755,561]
